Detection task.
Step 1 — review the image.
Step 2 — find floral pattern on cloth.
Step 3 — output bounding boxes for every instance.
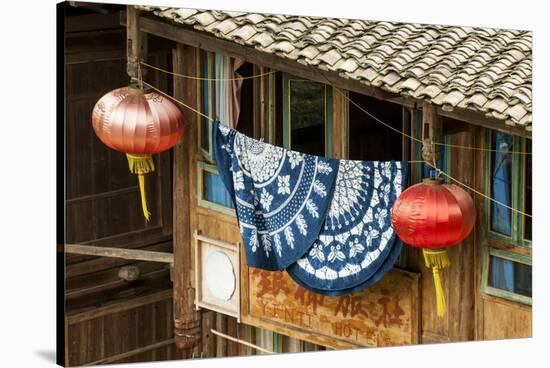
[213,121,408,294]
[286,160,408,296]
[213,121,339,270]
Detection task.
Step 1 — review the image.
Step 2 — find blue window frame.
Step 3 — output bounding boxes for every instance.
[490,132,514,236]
[198,50,215,161]
[524,139,532,241]
[197,161,235,217]
[482,130,531,305]
[481,247,532,305]
[485,130,531,247]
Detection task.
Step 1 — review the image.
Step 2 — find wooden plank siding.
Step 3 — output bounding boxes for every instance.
[64,7,180,366]
[65,296,186,366]
[472,126,532,340]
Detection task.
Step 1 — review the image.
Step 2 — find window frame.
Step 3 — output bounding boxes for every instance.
[481,246,532,305]
[484,130,531,248]
[282,73,333,157]
[196,161,236,217]
[197,50,215,162]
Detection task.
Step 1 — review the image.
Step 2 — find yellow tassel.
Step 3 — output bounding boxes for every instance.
[126,154,154,221]
[137,173,151,221]
[126,153,155,174]
[423,249,450,317]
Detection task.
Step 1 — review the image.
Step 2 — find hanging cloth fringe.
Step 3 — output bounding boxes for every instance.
[126,153,155,221]
[422,248,450,317]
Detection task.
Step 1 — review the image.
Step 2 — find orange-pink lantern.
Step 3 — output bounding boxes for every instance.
[92,84,184,220]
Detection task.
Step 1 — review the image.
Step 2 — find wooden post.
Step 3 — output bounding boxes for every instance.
[332,88,349,159]
[172,43,201,350]
[126,5,147,79]
[402,106,411,162]
[422,102,442,165]
[126,5,139,78]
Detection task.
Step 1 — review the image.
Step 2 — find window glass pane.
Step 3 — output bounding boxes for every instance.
[289,80,326,156]
[524,139,532,240]
[348,92,402,161]
[490,132,514,236]
[488,255,532,297]
[203,170,234,209]
[200,50,211,152]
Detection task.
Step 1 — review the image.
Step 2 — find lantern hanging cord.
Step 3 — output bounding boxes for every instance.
[135,63,530,155]
[138,59,277,82]
[136,78,532,219]
[133,78,215,122]
[424,161,532,218]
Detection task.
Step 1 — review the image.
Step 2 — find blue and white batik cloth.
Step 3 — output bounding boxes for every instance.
[286,160,408,296]
[214,121,339,270]
[213,121,408,295]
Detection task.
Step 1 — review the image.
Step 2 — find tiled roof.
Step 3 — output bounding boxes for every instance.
[138,6,532,131]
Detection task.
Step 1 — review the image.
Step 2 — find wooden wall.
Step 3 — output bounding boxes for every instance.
[470,125,532,340]
[403,117,531,343]
[63,6,181,366]
[170,37,531,358]
[172,44,328,358]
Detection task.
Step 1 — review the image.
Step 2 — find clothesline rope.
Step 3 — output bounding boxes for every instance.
[210,329,274,354]
[140,59,276,82]
[315,71,531,155]
[140,60,530,155]
[133,77,532,219]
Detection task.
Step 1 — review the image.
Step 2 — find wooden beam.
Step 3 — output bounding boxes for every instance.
[126,5,141,78]
[121,12,532,139]
[66,241,171,278]
[65,11,120,32]
[65,243,174,263]
[172,43,201,350]
[402,106,411,162]
[123,14,382,97]
[66,289,172,324]
[84,338,175,365]
[66,186,139,205]
[438,107,531,139]
[332,88,349,159]
[211,329,273,354]
[422,102,442,163]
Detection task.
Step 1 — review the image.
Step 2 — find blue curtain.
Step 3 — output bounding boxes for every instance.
[491,132,513,236]
[489,255,532,297]
[489,256,514,291]
[203,170,234,209]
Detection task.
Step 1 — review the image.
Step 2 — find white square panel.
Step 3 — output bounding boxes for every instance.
[194,230,240,321]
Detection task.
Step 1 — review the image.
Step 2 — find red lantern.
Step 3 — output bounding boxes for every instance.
[392,178,476,316]
[92,84,184,220]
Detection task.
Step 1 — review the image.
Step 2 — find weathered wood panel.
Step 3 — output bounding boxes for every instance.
[242,267,420,349]
[172,43,201,351]
[472,126,532,341]
[480,296,532,340]
[66,296,186,366]
[64,7,176,366]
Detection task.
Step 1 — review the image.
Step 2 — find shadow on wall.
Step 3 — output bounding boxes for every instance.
[34,350,56,364]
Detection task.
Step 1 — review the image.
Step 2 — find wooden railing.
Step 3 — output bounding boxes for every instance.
[64,243,174,263]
